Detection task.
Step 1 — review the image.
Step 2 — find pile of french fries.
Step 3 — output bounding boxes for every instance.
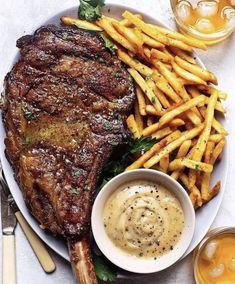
[62,11,228,209]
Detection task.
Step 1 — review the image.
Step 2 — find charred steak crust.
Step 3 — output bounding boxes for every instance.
[3,24,135,239]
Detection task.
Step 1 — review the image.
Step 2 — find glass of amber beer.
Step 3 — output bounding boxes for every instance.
[171,0,235,44]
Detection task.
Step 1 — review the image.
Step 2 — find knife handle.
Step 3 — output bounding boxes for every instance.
[2,234,16,284]
[15,211,56,273]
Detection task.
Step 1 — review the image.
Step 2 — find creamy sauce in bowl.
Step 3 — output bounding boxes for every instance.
[103,180,184,259]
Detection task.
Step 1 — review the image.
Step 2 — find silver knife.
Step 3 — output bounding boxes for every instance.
[1,176,17,284]
[0,169,56,273]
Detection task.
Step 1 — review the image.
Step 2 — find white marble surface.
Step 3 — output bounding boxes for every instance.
[0,0,235,283]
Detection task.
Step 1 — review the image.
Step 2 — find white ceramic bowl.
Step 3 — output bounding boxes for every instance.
[91,169,195,274]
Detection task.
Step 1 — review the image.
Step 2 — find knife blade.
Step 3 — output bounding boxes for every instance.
[0,169,56,273]
[1,175,17,284]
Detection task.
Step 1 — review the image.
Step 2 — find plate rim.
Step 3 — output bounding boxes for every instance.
[0,2,229,273]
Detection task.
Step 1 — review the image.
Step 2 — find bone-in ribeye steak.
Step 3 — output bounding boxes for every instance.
[2,24,135,283]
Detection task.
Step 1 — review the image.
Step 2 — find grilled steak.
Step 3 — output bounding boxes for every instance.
[2,24,134,283]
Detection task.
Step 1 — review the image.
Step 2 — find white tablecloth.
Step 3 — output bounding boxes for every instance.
[0,0,235,283]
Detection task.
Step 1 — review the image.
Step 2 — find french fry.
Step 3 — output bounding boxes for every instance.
[117,49,152,76]
[125,130,181,171]
[142,122,159,136]
[112,22,144,55]
[170,140,192,179]
[211,139,226,165]
[168,46,196,64]
[97,17,136,52]
[180,174,203,207]
[169,158,213,173]
[122,11,193,52]
[158,95,206,128]
[152,71,181,103]
[168,118,185,127]
[126,114,140,138]
[197,85,227,100]
[186,110,202,125]
[148,24,207,50]
[151,49,172,63]
[209,134,226,143]
[172,61,207,85]
[152,127,172,140]
[144,124,204,168]
[188,86,226,113]
[128,68,163,113]
[155,87,170,108]
[143,47,151,59]
[146,105,162,116]
[134,102,144,135]
[201,141,215,200]
[142,33,165,49]
[153,60,189,101]
[136,86,147,116]
[61,16,103,31]
[175,56,218,84]
[159,154,169,173]
[189,89,218,188]
[212,118,228,135]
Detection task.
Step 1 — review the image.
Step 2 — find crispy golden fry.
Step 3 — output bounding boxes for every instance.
[152,71,181,103]
[143,47,151,59]
[134,102,144,135]
[201,141,215,200]
[112,22,144,52]
[148,24,207,50]
[146,105,162,116]
[209,134,226,143]
[126,114,140,138]
[152,127,172,140]
[159,154,169,173]
[169,158,213,173]
[180,174,203,207]
[189,90,218,188]
[122,11,193,52]
[197,85,227,100]
[155,87,170,108]
[186,110,202,125]
[61,16,103,31]
[188,86,226,113]
[158,95,205,127]
[97,17,136,52]
[172,61,207,85]
[168,118,185,127]
[142,33,165,49]
[144,124,204,168]
[153,60,189,101]
[151,49,172,63]
[117,49,152,76]
[125,130,181,171]
[175,56,218,84]
[168,46,196,64]
[171,140,192,180]
[211,139,226,165]
[136,86,147,116]
[128,68,163,113]
[142,122,159,136]
[212,118,228,135]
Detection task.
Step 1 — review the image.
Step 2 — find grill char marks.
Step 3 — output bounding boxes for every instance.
[3,24,135,284]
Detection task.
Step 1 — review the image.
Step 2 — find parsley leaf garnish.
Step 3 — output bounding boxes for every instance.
[69,187,79,195]
[94,256,117,282]
[22,107,36,121]
[78,0,105,21]
[129,136,157,154]
[100,34,117,55]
